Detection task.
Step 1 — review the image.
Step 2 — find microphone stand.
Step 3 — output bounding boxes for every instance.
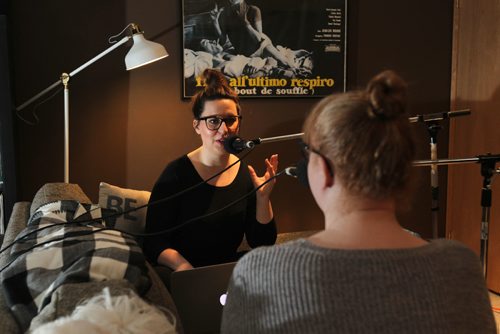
[414,153,500,277]
[409,109,471,239]
[250,110,471,145]
[251,133,304,145]
[479,154,499,277]
[428,124,440,239]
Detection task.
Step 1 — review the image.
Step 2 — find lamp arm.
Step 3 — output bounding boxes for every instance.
[15,35,131,112]
[16,80,62,111]
[69,36,130,77]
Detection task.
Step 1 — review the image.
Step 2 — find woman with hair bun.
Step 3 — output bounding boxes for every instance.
[221,71,495,333]
[144,69,277,275]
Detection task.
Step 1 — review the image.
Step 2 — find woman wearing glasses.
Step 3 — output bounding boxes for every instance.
[221,71,495,333]
[144,69,277,274]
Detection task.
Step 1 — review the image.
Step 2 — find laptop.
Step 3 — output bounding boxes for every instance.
[170,262,237,334]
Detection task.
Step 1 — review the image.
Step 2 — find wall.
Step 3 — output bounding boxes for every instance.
[447,0,500,292]
[10,0,129,205]
[8,0,454,237]
[0,13,17,227]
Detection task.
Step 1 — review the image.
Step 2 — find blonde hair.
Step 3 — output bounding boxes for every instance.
[303,70,415,200]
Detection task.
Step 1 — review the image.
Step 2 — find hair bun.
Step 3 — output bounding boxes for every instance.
[366,70,407,120]
[202,69,230,95]
[190,68,240,118]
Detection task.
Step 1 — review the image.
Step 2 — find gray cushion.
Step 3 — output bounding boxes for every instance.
[98,182,151,234]
[30,183,91,215]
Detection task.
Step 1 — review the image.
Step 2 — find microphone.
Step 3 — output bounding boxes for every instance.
[284,166,297,177]
[295,159,309,187]
[283,161,309,187]
[223,135,257,154]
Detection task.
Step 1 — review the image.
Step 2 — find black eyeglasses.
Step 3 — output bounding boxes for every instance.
[299,140,334,176]
[197,115,242,131]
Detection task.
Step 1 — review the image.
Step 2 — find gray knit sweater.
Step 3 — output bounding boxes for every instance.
[221,239,496,333]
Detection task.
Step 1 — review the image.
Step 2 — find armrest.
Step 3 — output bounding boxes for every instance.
[237,230,320,253]
[0,202,28,334]
[0,202,30,267]
[275,230,319,244]
[144,262,184,333]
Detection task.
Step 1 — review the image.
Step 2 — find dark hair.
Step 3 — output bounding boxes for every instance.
[303,70,415,200]
[191,69,241,119]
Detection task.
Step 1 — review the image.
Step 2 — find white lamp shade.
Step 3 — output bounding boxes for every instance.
[125,33,168,70]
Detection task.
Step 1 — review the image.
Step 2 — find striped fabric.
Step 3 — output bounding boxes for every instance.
[0,200,150,331]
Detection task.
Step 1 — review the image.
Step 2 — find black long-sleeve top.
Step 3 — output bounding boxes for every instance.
[144,155,277,267]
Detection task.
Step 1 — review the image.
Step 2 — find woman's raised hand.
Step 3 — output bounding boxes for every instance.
[248,154,278,198]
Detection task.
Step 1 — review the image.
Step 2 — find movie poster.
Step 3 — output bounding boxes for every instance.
[182,0,347,98]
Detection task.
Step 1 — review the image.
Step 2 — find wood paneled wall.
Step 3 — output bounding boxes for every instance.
[447,0,500,292]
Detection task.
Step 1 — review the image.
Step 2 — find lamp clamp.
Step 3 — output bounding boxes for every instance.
[60,73,70,88]
[129,23,143,35]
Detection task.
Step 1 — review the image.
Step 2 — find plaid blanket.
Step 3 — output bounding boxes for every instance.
[0,200,151,330]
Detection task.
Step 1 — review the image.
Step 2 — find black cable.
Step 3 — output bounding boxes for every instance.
[0,204,113,256]
[0,227,108,275]
[0,169,285,274]
[134,168,284,237]
[0,148,253,256]
[93,147,255,224]
[15,86,63,126]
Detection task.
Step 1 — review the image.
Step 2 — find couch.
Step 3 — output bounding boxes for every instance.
[0,182,319,333]
[0,183,183,334]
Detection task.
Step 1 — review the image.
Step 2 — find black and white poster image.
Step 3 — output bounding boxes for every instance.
[183,0,347,98]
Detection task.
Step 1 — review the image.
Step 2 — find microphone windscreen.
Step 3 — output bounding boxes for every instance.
[295,158,309,187]
[285,167,298,177]
[223,135,242,154]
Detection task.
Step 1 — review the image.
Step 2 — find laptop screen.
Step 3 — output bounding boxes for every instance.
[170,262,237,334]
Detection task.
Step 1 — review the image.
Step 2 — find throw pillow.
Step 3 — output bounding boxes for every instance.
[98,182,151,235]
